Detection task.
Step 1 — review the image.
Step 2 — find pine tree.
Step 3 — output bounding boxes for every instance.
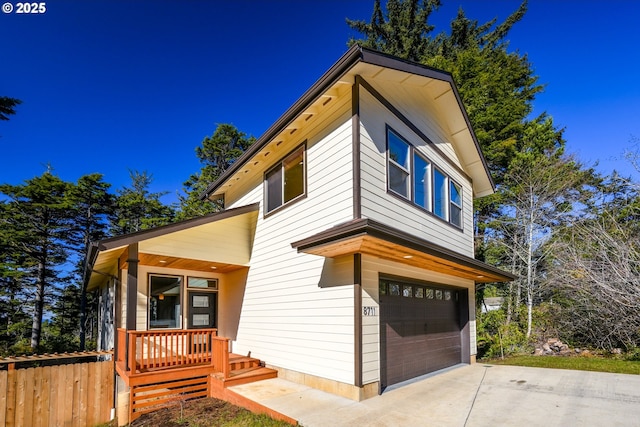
[0,96,21,121]
[67,173,114,350]
[112,170,175,235]
[178,124,255,220]
[0,171,75,350]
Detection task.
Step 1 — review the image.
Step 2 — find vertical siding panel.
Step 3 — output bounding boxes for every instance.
[5,369,16,427]
[77,363,88,427]
[62,364,74,427]
[0,370,7,427]
[38,366,51,427]
[31,367,42,427]
[49,364,59,427]
[86,363,97,427]
[15,368,27,427]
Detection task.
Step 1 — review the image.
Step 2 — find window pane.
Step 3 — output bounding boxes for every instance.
[402,285,413,297]
[414,153,431,209]
[188,277,218,289]
[283,148,304,203]
[149,276,181,328]
[389,164,410,197]
[389,283,400,296]
[435,289,443,300]
[425,288,434,299]
[415,287,424,298]
[434,168,448,220]
[450,181,461,206]
[450,181,462,227]
[266,166,283,212]
[379,281,388,295]
[388,131,410,169]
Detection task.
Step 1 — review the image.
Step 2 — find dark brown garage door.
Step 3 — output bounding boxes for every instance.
[380,278,464,388]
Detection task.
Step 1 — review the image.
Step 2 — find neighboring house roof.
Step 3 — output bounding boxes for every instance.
[85,203,259,291]
[291,218,515,283]
[201,44,495,202]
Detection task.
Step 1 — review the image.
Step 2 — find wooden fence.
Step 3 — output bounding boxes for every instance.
[0,359,114,427]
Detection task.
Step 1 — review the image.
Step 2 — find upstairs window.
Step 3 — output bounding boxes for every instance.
[388,130,411,198]
[265,144,306,214]
[386,127,464,229]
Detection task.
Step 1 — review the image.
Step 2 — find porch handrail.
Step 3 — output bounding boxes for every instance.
[117,328,227,374]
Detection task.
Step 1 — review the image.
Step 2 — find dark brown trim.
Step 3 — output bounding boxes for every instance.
[291,218,515,282]
[352,77,362,219]
[126,243,139,336]
[359,77,472,183]
[354,253,363,387]
[459,289,471,363]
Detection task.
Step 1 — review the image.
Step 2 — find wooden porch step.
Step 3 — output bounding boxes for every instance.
[214,366,278,387]
[229,354,262,371]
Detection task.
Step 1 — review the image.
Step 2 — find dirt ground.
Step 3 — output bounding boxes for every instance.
[128,397,249,427]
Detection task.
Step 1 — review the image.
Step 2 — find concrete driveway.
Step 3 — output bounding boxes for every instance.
[230,364,640,426]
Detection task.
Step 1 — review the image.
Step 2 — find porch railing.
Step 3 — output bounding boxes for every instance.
[116,328,230,378]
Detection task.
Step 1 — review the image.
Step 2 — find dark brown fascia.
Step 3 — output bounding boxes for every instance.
[199,45,494,201]
[291,218,515,282]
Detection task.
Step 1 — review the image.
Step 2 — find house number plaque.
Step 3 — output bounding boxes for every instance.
[363,306,377,316]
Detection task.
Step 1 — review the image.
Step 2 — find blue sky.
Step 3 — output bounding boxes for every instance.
[1,1,639,202]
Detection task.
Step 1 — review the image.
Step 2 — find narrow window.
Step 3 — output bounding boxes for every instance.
[388,130,410,198]
[149,275,182,329]
[265,145,305,213]
[450,180,462,228]
[413,153,431,210]
[433,168,448,220]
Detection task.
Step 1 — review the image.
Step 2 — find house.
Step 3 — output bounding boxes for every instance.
[86,45,514,423]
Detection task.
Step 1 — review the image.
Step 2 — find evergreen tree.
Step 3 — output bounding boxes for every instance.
[67,173,114,350]
[0,171,75,350]
[0,96,21,121]
[0,202,32,354]
[112,170,175,235]
[178,124,255,220]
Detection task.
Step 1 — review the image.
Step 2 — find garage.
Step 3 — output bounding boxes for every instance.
[379,277,468,389]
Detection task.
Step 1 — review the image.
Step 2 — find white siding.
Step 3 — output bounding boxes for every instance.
[359,89,474,257]
[228,108,359,384]
[360,255,477,384]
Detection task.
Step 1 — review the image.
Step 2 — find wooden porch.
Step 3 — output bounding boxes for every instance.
[115,328,278,421]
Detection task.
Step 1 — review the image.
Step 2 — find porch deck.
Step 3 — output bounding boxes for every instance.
[116,328,278,421]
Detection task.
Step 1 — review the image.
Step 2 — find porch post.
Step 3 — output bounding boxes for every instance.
[125,242,139,371]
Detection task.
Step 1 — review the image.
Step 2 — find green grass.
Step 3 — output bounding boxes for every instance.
[486,355,640,375]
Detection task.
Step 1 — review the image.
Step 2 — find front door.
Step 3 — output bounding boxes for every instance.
[187,290,217,329]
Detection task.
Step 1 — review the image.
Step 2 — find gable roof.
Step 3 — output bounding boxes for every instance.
[201,45,494,201]
[85,203,259,290]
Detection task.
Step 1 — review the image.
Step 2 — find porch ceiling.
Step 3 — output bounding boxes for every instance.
[291,219,514,284]
[87,204,258,290]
